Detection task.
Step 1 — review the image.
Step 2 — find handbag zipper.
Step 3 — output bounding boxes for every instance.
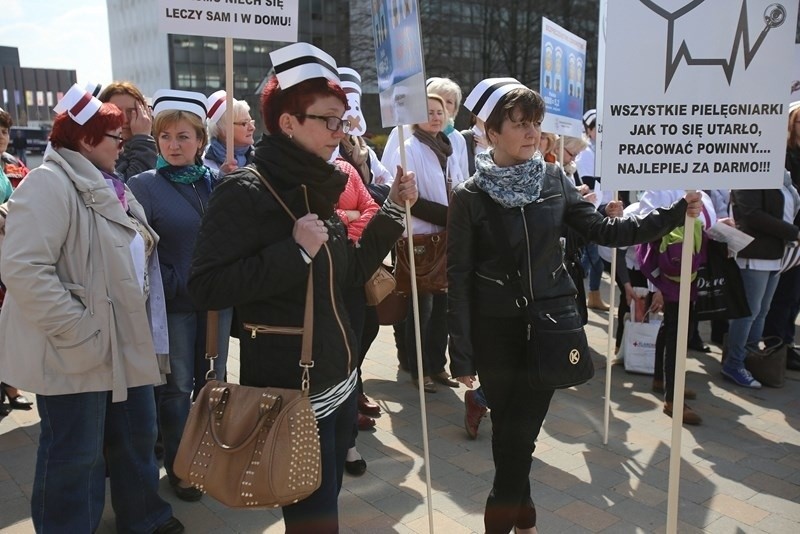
[551,263,565,279]
[243,323,304,339]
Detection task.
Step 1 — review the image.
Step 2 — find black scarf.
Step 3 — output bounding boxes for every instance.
[412,129,452,172]
[252,134,348,219]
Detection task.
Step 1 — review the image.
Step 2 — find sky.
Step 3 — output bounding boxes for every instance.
[2,0,113,86]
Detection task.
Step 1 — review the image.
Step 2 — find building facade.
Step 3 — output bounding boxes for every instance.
[0,46,77,127]
[106,1,600,134]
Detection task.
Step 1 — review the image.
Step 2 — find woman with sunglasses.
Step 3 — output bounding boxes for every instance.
[128,90,233,503]
[0,85,182,533]
[203,91,256,176]
[189,43,417,532]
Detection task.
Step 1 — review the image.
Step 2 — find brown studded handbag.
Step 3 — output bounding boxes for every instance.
[173,168,321,508]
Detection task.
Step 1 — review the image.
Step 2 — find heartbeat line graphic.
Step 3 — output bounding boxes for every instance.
[640,0,786,91]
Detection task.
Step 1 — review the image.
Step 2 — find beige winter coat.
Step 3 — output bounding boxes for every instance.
[0,146,162,402]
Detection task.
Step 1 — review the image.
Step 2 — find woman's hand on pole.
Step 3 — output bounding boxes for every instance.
[683,190,703,218]
[293,213,328,258]
[388,165,418,206]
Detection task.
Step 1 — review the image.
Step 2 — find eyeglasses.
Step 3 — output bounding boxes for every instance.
[294,114,351,134]
[104,133,125,148]
[233,119,256,127]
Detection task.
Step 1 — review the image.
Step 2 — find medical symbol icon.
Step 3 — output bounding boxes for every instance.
[640,0,785,91]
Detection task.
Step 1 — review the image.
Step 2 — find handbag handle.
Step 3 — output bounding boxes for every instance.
[207,386,284,451]
[246,166,315,386]
[205,310,220,380]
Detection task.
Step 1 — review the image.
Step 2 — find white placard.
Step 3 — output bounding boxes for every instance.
[601,0,797,191]
[157,0,299,42]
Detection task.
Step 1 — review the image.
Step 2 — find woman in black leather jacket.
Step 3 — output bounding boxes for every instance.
[188,43,417,533]
[447,79,702,534]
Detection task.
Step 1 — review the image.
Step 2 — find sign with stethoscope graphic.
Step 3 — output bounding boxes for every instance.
[600,0,796,191]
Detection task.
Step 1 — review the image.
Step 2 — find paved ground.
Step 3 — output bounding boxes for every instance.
[1,282,799,533]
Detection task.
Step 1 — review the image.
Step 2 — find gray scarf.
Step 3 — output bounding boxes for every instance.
[473,151,546,208]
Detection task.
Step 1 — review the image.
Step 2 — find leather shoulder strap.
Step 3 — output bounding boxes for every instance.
[246,166,314,371]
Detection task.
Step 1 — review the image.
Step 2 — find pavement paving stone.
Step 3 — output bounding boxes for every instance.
[1,285,799,532]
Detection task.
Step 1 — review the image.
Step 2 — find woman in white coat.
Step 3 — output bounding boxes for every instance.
[0,85,181,533]
[387,93,465,391]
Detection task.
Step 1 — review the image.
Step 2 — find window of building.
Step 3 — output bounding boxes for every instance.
[176,70,198,89]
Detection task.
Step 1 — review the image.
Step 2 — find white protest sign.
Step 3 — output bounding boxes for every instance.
[601,0,797,191]
[371,0,428,127]
[157,0,298,42]
[540,17,587,138]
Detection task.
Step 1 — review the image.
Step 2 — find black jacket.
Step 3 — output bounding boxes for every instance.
[731,188,799,260]
[446,163,688,377]
[188,167,403,394]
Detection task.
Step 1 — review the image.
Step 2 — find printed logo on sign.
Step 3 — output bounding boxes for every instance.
[632,341,657,349]
[641,0,786,91]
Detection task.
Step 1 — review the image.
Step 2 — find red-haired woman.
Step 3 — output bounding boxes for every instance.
[0,86,181,533]
[189,43,417,532]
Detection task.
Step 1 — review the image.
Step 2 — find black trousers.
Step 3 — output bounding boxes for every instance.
[655,301,696,401]
[763,265,800,344]
[473,315,554,533]
[614,269,649,346]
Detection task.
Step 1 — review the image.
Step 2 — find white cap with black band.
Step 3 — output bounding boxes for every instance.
[53,83,102,125]
[463,78,528,123]
[206,90,227,124]
[339,67,366,136]
[269,42,339,90]
[151,89,208,120]
[582,109,597,129]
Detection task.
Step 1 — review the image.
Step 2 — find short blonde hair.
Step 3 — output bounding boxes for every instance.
[153,110,208,161]
[413,94,448,131]
[207,99,252,140]
[426,77,462,114]
[560,135,588,162]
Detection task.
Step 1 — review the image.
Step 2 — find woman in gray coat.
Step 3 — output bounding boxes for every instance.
[0,85,181,534]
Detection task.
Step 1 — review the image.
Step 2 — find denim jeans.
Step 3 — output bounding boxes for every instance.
[725,268,780,370]
[159,308,233,481]
[473,315,554,533]
[32,386,172,533]
[282,389,357,533]
[404,293,448,378]
[582,244,604,291]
